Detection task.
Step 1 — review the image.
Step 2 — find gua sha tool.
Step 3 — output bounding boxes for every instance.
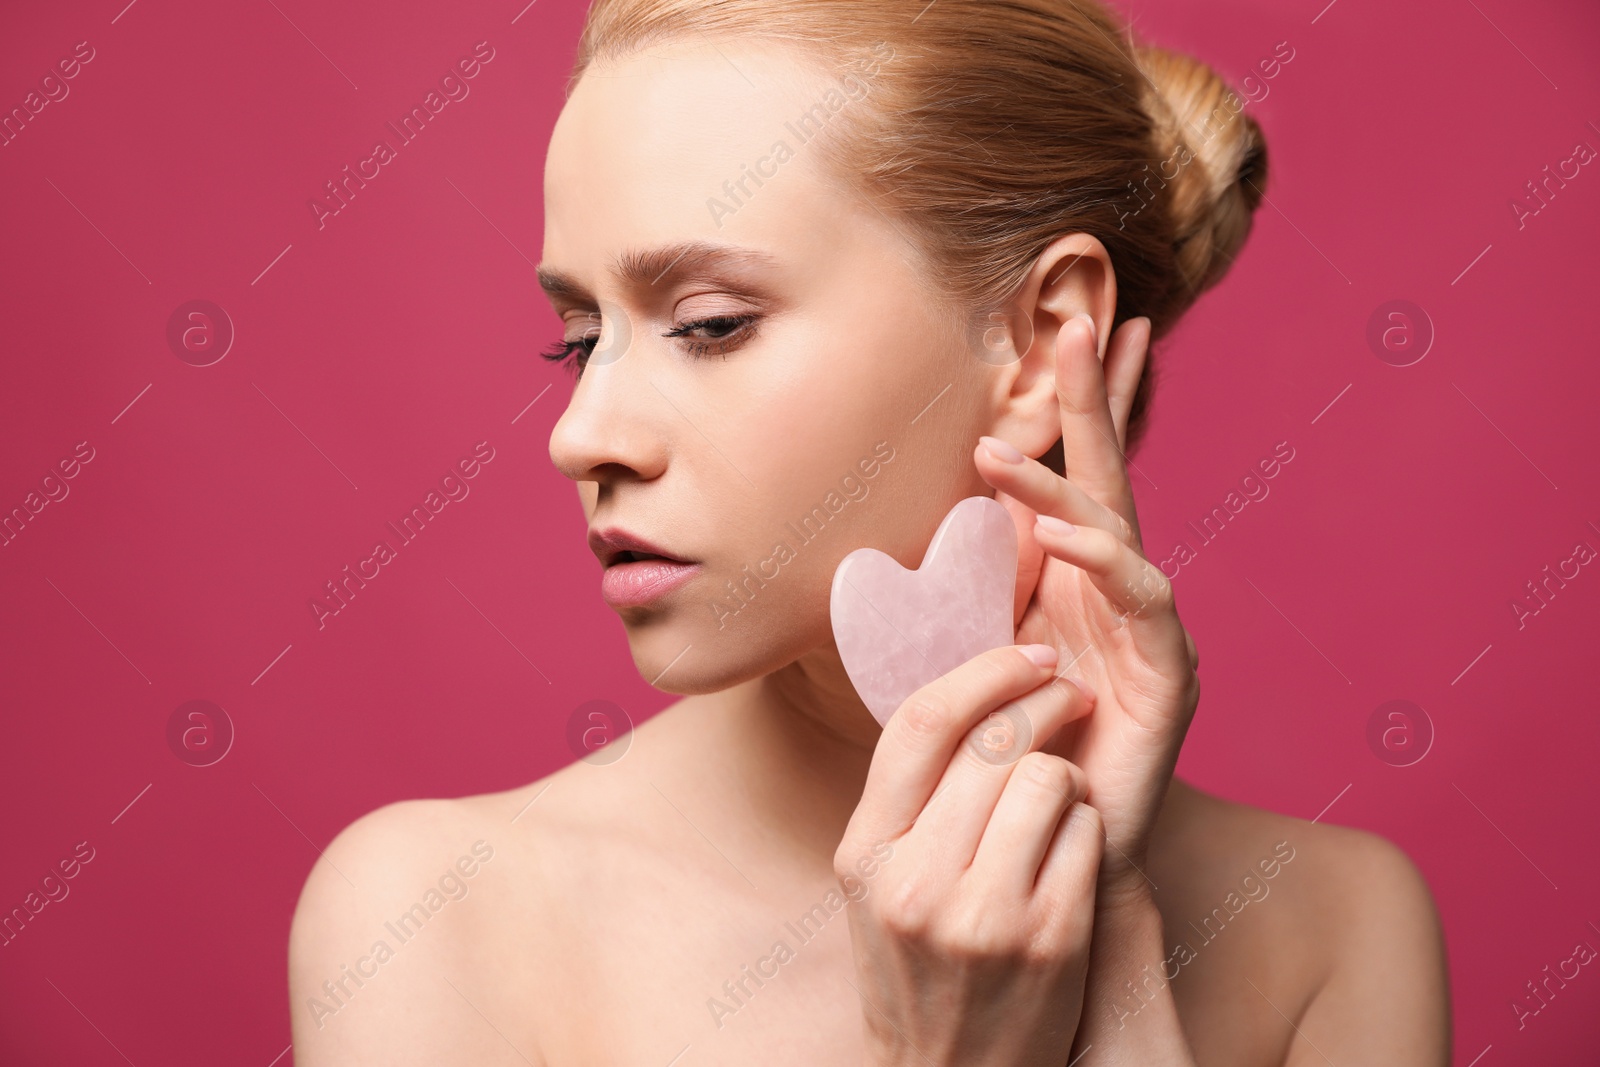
[829,496,1019,727]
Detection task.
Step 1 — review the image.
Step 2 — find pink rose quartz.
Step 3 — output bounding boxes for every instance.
[829,496,1019,727]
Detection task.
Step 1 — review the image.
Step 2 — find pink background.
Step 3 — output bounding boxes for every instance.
[2,0,1597,1062]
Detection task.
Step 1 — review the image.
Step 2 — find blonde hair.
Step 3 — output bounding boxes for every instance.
[570,0,1268,453]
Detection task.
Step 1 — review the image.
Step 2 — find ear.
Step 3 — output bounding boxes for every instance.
[984,233,1117,460]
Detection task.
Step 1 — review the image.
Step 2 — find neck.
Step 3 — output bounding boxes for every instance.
[704,641,882,865]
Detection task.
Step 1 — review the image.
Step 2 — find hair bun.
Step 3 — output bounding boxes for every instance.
[1134,44,1269,303]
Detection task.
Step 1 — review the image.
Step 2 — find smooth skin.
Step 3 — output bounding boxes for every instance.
[289,37,1450,1067]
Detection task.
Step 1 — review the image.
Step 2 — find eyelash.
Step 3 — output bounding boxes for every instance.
[540,313,760,375]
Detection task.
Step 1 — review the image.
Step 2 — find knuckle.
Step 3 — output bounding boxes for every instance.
[963,701,1033,766]
[944,899,1022,959]
[877,875,938,939]
[983,645,1034,687]
[831,840,864,884]
[1112,510,1135,544]
[896,693,957,740]
[1015,751,1077,799]
[1025,904,1091,965]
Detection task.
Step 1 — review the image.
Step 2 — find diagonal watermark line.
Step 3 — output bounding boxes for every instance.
[112,383,152,424]
[1311,383,1351,424]
[1243,576,1352,684]
[1310,782,1351,823]
[45,979,138,1066]
[111,783,152,824]
[252,243,294,286]
[649,643,694,687]
[1452,382,1557,489]
[649,379,758,488]
[1451,243,1493,286]
[842,571,940,677]
[1464,0,1558,90]
[111,0,139,23]
[253,782,358,888]
[1310,0,1340,24]
[442,976,535,1064]
[844,975,938,1066]
[910,383,953,425]
[1451,643,1492,685]
[1453,782,1558,889]
[252,382,360,490]
[649,780,758,890]
[252,643,294,686]
[46,178,151,285]
[446,578,552,683]
[1464,1044,1492,1067]
[511,384,552,424]
[262,0,358,89]
[1244,177,1352,285]
[510,0,539,24]
[265,1043,292,1067]
[44,577,151,684]
[446,177,537,267]
[510,782,551,823]
[1101,828,1160,892]
[1245,977,1336,1066]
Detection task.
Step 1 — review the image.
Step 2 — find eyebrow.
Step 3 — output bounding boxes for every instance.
[536,241,780,301]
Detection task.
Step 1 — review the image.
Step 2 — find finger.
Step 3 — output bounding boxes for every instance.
[914,675,1095,872]
[977,436,1137,546]
[1056,313,1137,523]
[968,752,1087,897]
[994,490,1046,628]
[1033,801,1104,917]
[850,643,1060,845]
[1030,515,1178,622]
[1103,317,1151,452]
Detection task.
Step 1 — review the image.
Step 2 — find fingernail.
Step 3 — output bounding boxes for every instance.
[1073,311,1098,350]
[980,435,1025,464]
[1067,675,1096,702]
[1020,643,1058,669]
[1036,514,1076,537]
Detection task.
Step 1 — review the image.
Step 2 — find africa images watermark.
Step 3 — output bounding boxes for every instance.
[304,840,495,1029]
[709,440,897,630]
[308,441,497,630]
[706,41,897,229]
[1116,40,1295,232]
[706,838,896,1030]
[1108,839,1298,1029]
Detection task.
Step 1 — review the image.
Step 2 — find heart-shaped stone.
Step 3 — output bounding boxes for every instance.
[829,495,1019,727]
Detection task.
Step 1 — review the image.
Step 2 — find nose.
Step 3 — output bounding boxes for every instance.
[547,354,669,488]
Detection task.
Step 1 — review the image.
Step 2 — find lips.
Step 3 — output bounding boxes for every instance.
[589,526,701,607]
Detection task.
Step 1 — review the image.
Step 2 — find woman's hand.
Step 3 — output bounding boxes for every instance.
[975,312,1201,903]
[834,642,1103,1067]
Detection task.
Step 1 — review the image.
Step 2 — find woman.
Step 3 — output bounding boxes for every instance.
[289,0,1451,1062]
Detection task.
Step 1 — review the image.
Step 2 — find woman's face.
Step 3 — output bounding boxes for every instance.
[543,39,1010,694]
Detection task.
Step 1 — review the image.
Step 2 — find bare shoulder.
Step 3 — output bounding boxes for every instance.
[287,702,701,1064]
[287,784,549,1065]
[1151,779,1450,1065]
